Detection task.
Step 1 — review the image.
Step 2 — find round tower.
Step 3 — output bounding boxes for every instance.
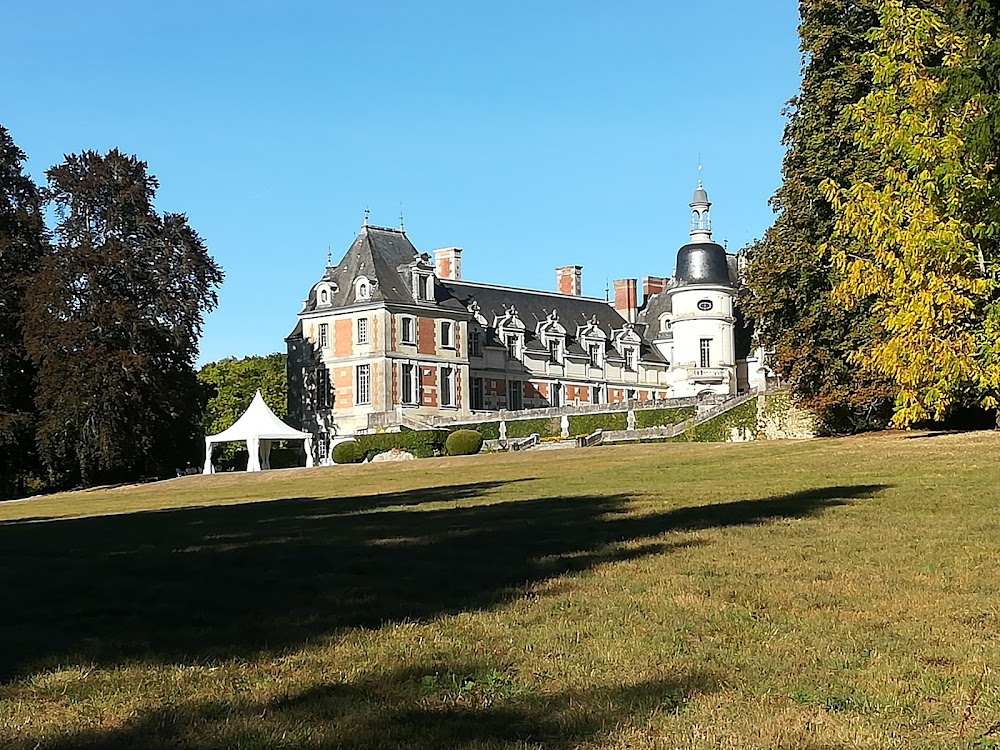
[665,180,737,398]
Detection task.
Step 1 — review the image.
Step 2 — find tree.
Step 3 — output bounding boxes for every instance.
[742,0,897,433]
[0,126,46,498]
[821,0,1000,427]
[23,149,224,486]
[198,353,288,442]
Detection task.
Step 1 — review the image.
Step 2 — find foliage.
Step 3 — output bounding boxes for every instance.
[568,413,626,434]
[199,353,287,458]
[354,429,448,460]
[445,429,484,456]
[821,0,1000,426]
[446,422,500,440]
[671,400,759,443]
[506,417,560,439]
[742,0,897,433]
[331,440,361,464]
[0,126,46,499]
[22,149,223,486]
[634,407,695,429]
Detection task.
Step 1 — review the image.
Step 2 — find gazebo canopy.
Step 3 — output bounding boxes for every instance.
[203,390,313,473]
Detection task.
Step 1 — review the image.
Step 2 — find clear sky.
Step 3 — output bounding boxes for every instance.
[3,1,801,365]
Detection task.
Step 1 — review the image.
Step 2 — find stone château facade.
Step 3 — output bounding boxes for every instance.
[286,183,769,459]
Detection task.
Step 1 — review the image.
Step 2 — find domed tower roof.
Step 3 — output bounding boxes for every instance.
[674,241,732,286]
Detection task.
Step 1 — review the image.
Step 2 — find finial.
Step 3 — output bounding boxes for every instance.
[326,246,332,266]
[363,207,370,227]
[697,158,703,189]
[399,204,405,232]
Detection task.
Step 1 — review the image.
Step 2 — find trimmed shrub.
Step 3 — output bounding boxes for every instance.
[446,422,500,440]
[445,429,484,456]
[331,440,360,464]
[355,429,448,461]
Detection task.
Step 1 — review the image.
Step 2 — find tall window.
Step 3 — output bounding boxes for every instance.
[506,335,519,359]
[441,366,455,406]
[317,434,327,463]
[318,323,329,349]
[356,364,371,405]
[470,330,483,357]
[508,380,523,410]
[471,377,484,410]
[316,367,332,409]
[588,343,601,367]
[441,321,453,348]
[548,339,560,363]
[591,384,602,405]
[401,316,414,344]
[700,338,711,368]
[357,317,369,344]
[624,347,635,372]
[550,382,561,407]
[401,363,417,404]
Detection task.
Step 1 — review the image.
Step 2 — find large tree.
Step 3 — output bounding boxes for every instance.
[822,0,1000,427]
[0,126,46,498]
[742,0,897,433]
[23,150,224,486]
[198,353,288,437]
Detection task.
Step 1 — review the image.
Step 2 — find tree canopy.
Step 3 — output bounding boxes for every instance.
[742,0,897,433]
[821,0,1000,426]
[199,353,288,437]
[23,149,224,485]
[0,126,46,498]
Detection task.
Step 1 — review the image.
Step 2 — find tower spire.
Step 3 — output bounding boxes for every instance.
[689,173,712,242]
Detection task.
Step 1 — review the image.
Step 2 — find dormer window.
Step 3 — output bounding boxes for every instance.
[548,338,561,363]
[354,276,372,301]
[506,334,520,360]
[660,314,672,333]
[624,348,636,372]
[320,289,329,304]
[588,343,602,367]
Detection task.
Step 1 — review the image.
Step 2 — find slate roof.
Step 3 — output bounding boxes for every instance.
[439,280,666,363]
[299,225,465,314]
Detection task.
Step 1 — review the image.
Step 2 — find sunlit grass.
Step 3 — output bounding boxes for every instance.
[2,431,1000,748]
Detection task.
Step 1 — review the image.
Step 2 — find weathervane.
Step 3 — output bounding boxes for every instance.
[363,207,370,227]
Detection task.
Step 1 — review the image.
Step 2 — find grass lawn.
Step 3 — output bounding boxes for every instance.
[2,431,1000,748]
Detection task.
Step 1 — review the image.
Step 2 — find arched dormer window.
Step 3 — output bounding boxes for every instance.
[496,306,525,361]
[320,289,329,304]
[354,276,372,301]
[659,314,672,333]
[315,282,337,308]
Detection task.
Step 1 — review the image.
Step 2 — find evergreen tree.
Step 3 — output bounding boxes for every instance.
[0,126,45,499]
[743,0,897,433]
[23,150,224,486]
[821,0,1000,426]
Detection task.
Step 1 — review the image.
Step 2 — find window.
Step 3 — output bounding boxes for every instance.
[401,363,417,404]
[550,382,561,407]
[317,434,327,463]
[506,335,519,359]
[697,299,714,311]
[588,343,601,367]
[357,317,368,344]
[627,388,637,400]
[700,338,711,368]
[470,330,483,357]
[318,323,329,349]
[320,289,328,304]
[548,339,560,363]
[359,283,369,298]
[401,316,414,344]
[471,377,484,410]
[356,364,371,404]
[316,367,332,409]
[508,380,523,410]
[591,384,602,405]
[441,321,453,348]
[624,348,635,371]
[441,366,455,407]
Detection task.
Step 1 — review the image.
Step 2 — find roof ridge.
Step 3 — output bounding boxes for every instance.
[444,278,608,303]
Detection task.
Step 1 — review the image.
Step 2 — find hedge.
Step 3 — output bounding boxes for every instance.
[635,406,696,429]
[568,412,626,435]
[331,440,361,464]
[671,399,758,442]
[446,421,500,440]
[445,429,484,456]
[506,417,560,438]
[354,429,449,460]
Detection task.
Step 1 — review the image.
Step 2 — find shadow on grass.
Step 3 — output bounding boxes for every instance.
[36,665,720,749]
[0,481,886,683]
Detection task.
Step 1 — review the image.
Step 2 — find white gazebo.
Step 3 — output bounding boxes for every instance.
[203,390,314,474]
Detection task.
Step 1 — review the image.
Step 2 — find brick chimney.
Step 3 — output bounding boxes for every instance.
[556,265,583,296]
[642,275,668,305]
[434,247,462,280]
[613,278,638,323]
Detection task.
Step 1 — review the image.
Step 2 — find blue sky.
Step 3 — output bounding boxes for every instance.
[3,1,801,365]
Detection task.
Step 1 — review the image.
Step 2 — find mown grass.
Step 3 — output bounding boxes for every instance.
[2,431,1000,748]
